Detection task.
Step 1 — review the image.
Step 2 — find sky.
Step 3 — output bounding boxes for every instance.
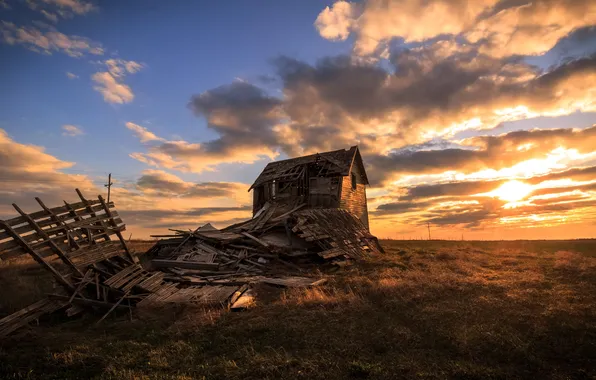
[1,0,596,240]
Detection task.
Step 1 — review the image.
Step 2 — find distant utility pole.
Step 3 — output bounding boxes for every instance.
[427,222,431,240]
[104,173,113,204]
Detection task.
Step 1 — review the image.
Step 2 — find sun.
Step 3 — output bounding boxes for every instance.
[490,180,533,202]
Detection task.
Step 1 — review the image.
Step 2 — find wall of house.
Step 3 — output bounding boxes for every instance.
[339,163,369,229]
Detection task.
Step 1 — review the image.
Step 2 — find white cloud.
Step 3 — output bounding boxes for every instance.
[314,1,356,41]
[92,72,134,104]
[66,71,78,79]
[126,122,278,173]
[91,59,144,104]
[40,0,95,15]
[40,10,59,23]
[0,21,104,57]
[125,122,165,143]
[104,58,144,77]
[61,124,84,136]
[315,0,596,57]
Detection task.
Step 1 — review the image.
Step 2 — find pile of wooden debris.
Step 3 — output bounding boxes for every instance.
[0,190,382,337]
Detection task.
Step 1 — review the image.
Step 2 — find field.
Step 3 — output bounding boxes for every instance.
[1,239,596,379]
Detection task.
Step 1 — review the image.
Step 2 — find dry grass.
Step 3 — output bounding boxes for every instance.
[1,240,596,379]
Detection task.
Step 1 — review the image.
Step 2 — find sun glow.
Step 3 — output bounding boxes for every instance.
[490,180,533,202]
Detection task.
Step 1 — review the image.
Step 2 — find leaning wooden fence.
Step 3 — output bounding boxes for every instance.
[0,189,145,336]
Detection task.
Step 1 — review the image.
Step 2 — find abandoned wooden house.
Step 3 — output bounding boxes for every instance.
[249,146,370,229]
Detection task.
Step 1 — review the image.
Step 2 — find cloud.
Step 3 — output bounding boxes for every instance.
[314,1,356,41]
[65,71,78,79]
[91,59,144,104]
[367,125,596,182]
[104,58,144,77]
[92,72,134,104]
[25,0,96,21]
[128,82,283,172]
[0,21,104,57]
[61,124,83,136]
[125,122,164,143]
[40,10,59,23]
[0,128,98,216]
[0,130,251,238]
[39,0,95,15]
[135,169,248,198]
[315,0,596,57]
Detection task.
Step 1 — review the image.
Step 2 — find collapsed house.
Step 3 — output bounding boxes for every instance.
[250,145,370,229]
[0,146,382,337]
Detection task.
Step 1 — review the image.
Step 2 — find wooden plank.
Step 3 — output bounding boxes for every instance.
[35,197,81,249]
[230,287,255,311]
[152,259,219,270]
[262,277,327,288]
[240,232,270,248]
[97,194,135,263]
[0,298,67,337]
[2,199,103,227]
[96,291,130,324]
[68,269,94,303]
[0,220,74,291]
[12,203,83,276]
[48,294,131,310]
[75,189,109,244]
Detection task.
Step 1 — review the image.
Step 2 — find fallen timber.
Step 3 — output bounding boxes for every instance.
[0,192,383,337]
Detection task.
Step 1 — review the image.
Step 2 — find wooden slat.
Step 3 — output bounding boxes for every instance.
[97,195,135,263]
[0,220,74,292]
[3,199,105,227]
[35,197,81,250]
[12,203,83,276]
[152,259,220,270]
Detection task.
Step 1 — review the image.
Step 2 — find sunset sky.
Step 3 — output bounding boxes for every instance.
[1,0,596,240]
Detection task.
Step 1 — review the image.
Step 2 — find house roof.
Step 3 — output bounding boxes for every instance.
[249,146,369,191]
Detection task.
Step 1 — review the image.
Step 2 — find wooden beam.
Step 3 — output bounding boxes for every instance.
[75,189,110,244]
[35,197,81,249]
[96,291,130,324]
[48,294,131,310]
[152,259,220,270]
[240,232,270,248]
[168,226,201,258]
[68,268,94,303]
[0,220,74,292]
[63,198,91,245]
[12,203,84,277]
[97,194,136,263]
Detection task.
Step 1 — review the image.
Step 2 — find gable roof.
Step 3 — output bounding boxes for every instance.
[249,146,369,191]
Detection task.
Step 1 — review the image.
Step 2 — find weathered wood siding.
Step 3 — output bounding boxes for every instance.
[339,163,369,230]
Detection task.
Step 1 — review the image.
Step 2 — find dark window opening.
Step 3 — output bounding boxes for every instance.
[351,173,357,190]
[271,180,276,199]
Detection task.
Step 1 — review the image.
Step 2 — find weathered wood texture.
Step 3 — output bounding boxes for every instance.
[249,146,370,230]
[0,194,124,261]
[292,208,382,263]
[338,156,369,229]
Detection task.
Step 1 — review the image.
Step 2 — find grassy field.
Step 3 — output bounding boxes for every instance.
[1,239,595,379]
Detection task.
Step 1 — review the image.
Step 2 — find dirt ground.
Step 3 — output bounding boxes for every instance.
[1,239,595,379]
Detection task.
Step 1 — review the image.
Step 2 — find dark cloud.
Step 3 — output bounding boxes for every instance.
[367,125,596,182]
[528,165,596,184]
[188,81,284,153]
[401,180,506,201]
[135,170,245,198]
[373,200,434,214]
